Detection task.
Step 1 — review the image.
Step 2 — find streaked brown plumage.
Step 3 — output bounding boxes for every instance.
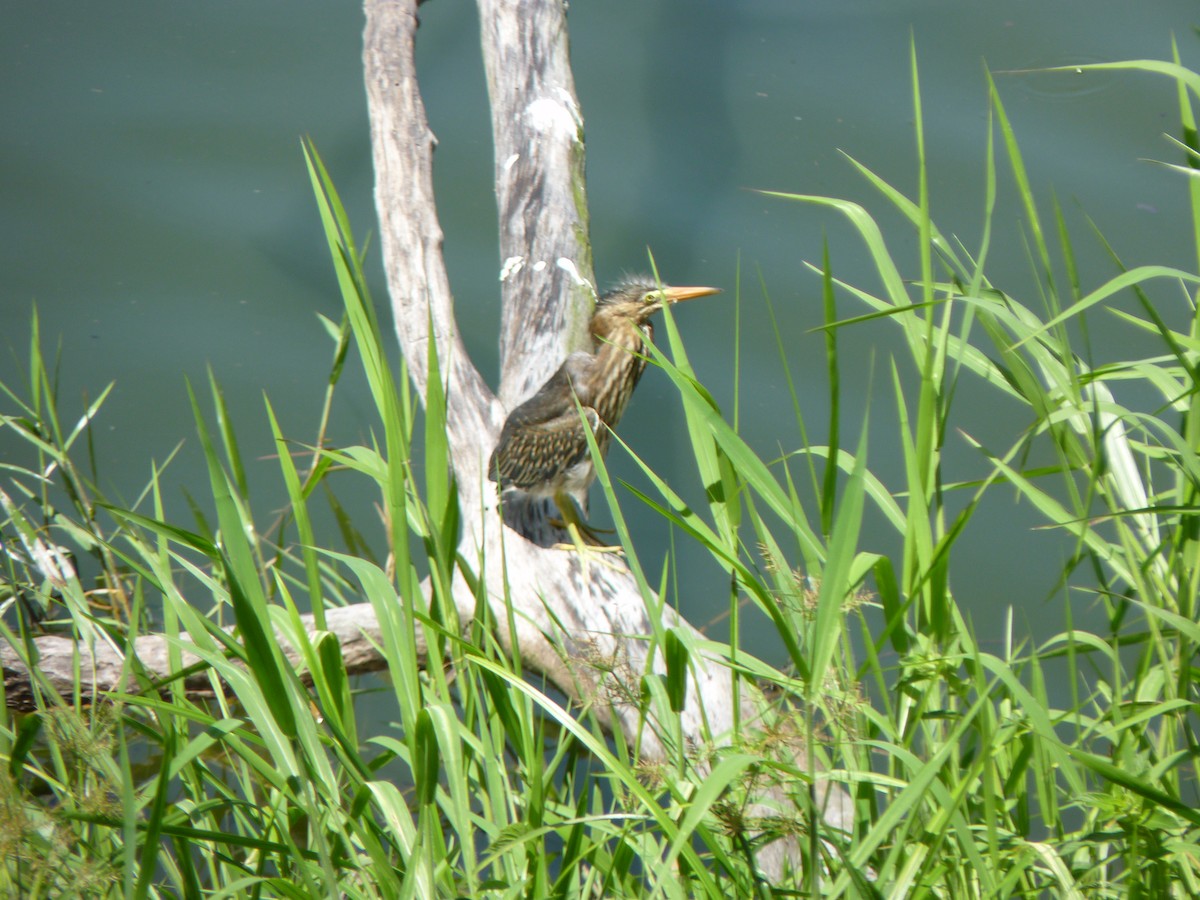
[488,276,720,535]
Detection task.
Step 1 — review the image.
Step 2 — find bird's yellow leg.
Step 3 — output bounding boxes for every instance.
[551,492,623,555]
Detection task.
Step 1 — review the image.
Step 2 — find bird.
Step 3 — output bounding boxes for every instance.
[488,276,721,545]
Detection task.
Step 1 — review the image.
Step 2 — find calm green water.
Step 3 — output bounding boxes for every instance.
[2,2,1197,661]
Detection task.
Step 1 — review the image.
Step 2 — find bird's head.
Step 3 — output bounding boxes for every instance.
[595,276,721,323]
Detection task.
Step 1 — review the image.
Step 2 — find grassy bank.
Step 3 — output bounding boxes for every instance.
[1,53,1199,897]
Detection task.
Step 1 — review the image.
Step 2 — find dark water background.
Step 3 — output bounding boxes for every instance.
[3,2,1198,667]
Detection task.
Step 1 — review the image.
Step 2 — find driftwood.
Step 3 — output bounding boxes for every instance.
[1,0,853,875]
[1,605,398,713]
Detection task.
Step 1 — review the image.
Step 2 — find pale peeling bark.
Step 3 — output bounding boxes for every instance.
[478,0,595,408]
[2,605,399,712]
[3,0,854,877]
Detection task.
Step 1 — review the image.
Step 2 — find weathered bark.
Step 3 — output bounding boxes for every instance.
[2,603,398,711]
[478,0,595,408]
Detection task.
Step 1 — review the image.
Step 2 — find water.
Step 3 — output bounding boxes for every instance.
[2,1,1197,667]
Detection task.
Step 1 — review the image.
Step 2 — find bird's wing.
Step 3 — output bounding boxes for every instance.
[488,406,602,490]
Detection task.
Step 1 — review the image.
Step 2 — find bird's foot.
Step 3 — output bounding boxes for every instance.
[548,516,616,545]
[552,523,626,571]
[552,521,624,553]
[548,492,624,562]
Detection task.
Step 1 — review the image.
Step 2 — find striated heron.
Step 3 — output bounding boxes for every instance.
[488,276,721,543]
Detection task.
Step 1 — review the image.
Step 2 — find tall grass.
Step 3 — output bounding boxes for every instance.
[0,52,1198,897]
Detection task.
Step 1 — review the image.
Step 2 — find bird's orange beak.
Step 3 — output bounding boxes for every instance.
[663,285,722,304]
